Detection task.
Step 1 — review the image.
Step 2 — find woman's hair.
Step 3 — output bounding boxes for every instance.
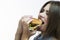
[40,1,60,39]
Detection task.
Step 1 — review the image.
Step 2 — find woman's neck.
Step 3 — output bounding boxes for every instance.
[41,31,45,35]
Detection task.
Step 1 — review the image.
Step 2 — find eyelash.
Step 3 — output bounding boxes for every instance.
[46,10,49,15]
[46,12,49,15]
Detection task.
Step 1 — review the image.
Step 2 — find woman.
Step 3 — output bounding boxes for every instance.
[15,1,60,40]
[34,1,60,40]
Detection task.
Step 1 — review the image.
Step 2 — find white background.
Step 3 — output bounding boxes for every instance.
[0,0,50,40]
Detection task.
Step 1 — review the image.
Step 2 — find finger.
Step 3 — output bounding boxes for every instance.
[21,15,33,20]
[21,16,33,24]
[22,21,29,29]
[22,15,33,18]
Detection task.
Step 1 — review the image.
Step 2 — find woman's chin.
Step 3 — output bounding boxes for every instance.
[37,24,46,31]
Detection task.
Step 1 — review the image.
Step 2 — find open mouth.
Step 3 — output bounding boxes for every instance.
[42,21,44,25]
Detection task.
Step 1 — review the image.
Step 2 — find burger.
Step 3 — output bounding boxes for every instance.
[29,18,42,31]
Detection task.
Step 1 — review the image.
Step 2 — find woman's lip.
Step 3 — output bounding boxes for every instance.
[38,17,44,22]
[38,17,45,25]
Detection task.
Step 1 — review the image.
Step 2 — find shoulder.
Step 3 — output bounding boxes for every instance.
[47,37,57,40]
[34,34,58,40]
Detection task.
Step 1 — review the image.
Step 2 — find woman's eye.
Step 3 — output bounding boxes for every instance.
[46,11,49,15]
[40,9,44,13]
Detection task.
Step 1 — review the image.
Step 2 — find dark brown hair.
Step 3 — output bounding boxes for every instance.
[40,1,60,40]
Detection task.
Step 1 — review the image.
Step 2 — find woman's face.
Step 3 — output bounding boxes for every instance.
[38,3,51,32]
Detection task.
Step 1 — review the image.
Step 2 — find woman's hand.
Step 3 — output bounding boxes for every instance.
[15,15,35,40]
[20,16,33,40]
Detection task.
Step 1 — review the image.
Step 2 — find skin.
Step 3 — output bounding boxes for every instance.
[38,3,51,32]
[15,16,36,40]
[15,3,51,40]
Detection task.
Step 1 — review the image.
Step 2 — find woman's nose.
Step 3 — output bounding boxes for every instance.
[38,13,45,19]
